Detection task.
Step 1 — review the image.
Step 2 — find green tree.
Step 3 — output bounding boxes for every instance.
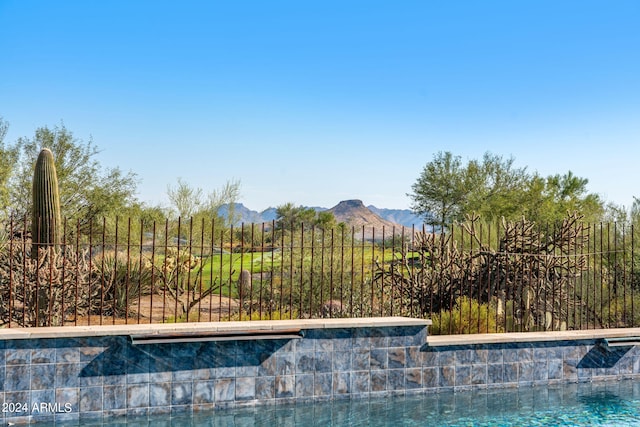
[410,151,603,228]
[8,123,138,225]
[523,171,603,224]
[0,117,18,215]
[274,203,318,232]
[409,151,469,229]
[167,177,204,220]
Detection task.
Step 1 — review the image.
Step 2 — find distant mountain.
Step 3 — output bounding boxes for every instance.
[217,203,276,225]
[218,201,424,230]
[328,200,399,230]
[367,205,424,228]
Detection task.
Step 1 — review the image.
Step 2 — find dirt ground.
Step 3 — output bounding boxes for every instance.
[67,294,240,326]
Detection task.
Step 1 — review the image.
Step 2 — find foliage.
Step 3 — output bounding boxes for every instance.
[410,151,603,229]
[0,117,18,216]
[0,239,102,326]
[376,212,589,331]
[95,250,154,317]
[430,297,503,335]
[7,123,138,228]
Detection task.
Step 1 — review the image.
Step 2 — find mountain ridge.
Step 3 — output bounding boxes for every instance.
[218,201,424,228]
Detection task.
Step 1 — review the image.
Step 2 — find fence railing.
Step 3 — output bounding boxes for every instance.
[0,214,637,334]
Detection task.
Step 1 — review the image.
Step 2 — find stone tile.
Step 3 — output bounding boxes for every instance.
[471,349,488,364]
[503,349,519,363]
[215,378,236,402]
[517,347,534,362]
[6,348,31,365]
[276,353,295,376]
[255,376,275,400]
[295,374,314,398]
[438,350,456,366]
[388,348,406,369]
[533,361,548,382]
[171,382,192,406]
[314,372,332,396]
[80,346,104,363]
[352,349,370,371]
[407,347,422,368]
[56,346,80,364]
[471,364,487,385]
[333,372,350,394]
[422,349,438,366]
[370,348,388,370]
[275,375,295,398]
[422,366,438,389]
[126,384,149,408]
[563,359,578,381]
[456,349,474,365]
[257,351,277,376]
[332,333,353,352]
[236,377,256,401]
[455,365,471,386]
[236,365,258,378]
[31,364,56,390]
[6,365,30,391]
[406,368,422,389]
[389,369,406,390]
[548,359,563,380]
[439,366,455,388]
[296,351,316,374]
[295,336,316,352]
[370,370,387,392]
[487,363,503,384]
[547,346,564,361]
[351,371,370,394]
[333,351,352,371]
[30,388,55,411]
[55,388,79,413]
[314,352,332,373]
[55,363,80,388]
[486,347,503,364]
[80,386,103,412]
[503,362,518,384]
[519,362,534,383]
[149,382,171,407]
[31,348,56,364]
[316,338,334,352]
[193,380,215,405]
[103,385,127,410]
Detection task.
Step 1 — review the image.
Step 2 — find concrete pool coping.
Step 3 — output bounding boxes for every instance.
[0,316,431,340]
[427,328,640,346]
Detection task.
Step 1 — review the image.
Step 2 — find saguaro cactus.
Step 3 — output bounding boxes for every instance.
[31,148,61,258]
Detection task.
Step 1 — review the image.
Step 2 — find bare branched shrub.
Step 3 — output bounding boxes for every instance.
[376,212,589,332]
[0,239,102,326]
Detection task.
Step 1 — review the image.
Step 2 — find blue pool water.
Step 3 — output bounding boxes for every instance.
[41,380,640,426]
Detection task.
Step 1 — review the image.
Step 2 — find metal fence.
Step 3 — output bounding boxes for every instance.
[0,214,637,334]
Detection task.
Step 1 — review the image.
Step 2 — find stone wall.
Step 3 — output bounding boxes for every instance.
[1,321,640,424]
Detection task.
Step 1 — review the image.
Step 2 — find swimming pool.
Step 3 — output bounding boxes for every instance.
[37,379,640,426]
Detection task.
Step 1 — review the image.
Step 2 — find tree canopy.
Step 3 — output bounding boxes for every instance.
[7,123,139,225]
[410,151,604,228]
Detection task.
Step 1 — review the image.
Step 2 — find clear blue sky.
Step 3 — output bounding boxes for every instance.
[1,1,639,211]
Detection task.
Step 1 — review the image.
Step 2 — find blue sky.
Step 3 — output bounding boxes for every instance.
[1,1,639,211]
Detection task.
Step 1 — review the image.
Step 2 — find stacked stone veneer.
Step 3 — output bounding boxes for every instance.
[1,324,640,424]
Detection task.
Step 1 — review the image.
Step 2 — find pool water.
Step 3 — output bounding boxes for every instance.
[44,380,640,426]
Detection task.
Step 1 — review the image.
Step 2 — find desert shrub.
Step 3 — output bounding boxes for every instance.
[0,240,102,326]
[430,296,503,335]
[95,250,154,317]
[600,295,640,328]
